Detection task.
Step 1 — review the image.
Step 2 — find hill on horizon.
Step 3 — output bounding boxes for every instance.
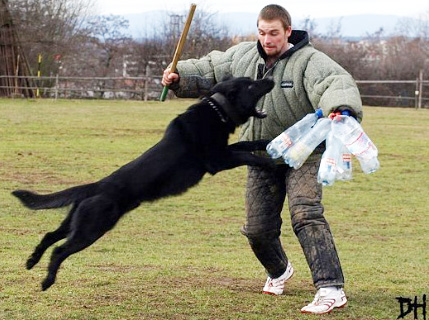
[122,11,413,40]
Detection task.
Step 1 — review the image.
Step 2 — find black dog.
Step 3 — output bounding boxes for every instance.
[12,76,275,290]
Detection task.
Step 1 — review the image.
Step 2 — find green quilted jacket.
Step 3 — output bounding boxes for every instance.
[171,30,362,143]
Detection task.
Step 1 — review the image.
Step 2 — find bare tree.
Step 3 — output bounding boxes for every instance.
[7,0,95,76]
[299,16,320,39]
[72,14,133,97]
[183,9,233,59]
[127,8,234,88]
[85,15,132,76]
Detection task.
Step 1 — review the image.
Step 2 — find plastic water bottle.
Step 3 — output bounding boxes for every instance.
[317,130,341,186]
[332,115,380,174]
[284,117,331,170]
[336,145,353,181]
[266,109,323,158]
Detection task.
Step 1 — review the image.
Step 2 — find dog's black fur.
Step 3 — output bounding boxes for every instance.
[12,76,275,290]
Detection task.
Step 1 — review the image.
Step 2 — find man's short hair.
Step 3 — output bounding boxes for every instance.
[258,4,292,30]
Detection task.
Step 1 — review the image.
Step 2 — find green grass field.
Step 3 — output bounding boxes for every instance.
[0,98,428,320]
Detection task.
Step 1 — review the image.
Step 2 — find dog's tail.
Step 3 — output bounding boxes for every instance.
[12,183,98,210]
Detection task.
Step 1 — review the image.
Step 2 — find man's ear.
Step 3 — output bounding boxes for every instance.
[285,26,292,38]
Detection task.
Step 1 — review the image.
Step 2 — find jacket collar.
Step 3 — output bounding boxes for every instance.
[257,30,309,61]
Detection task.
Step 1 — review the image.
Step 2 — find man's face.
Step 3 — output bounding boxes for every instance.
[258,19,292,57]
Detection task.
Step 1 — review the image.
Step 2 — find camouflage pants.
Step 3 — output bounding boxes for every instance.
[242,156,344,289]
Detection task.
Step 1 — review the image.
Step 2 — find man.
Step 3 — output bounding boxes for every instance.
[162,4,362,315]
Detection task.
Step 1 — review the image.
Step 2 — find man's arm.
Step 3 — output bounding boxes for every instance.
[162,43,247,98]
[304,51,363,121]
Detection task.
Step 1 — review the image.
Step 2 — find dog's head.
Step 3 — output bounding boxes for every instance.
[208,76,274,125]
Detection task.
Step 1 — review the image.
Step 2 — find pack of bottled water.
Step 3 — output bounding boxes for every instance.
[317,130,355,186]
[266,109,323,159]
[332,115,380,174]
[266,109,379,186]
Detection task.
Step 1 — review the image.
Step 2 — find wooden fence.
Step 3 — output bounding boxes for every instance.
[356,70,429,108]
[0,75,163,101]
[0,74,428,108]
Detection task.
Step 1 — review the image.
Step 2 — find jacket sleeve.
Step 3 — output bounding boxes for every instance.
[170,46,239,98]
[303,51,363,121]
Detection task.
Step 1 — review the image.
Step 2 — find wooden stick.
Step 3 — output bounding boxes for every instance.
[159,3,196,101]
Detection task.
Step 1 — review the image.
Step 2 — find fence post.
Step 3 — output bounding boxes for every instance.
[418,69,423,109]
[14,54,20,96]
[54,73,59,100]
[36,54,42,98]
[144,64,150,101]
[415,76,419,109]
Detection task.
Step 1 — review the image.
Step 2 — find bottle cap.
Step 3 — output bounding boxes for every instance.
[315,109,323,118]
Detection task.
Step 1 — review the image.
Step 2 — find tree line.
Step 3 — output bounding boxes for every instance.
[5,0,429,105]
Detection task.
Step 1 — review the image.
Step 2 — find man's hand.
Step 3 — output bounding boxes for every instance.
[162,67,180,86]
[330,106,358,119]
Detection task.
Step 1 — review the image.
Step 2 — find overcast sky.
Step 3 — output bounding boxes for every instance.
[97,0,428,19]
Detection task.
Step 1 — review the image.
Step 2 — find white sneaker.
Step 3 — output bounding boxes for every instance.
[301,287,347,314]
[262,262,294,295]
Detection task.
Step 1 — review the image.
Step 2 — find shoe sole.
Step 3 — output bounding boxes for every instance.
[301,301,347,314]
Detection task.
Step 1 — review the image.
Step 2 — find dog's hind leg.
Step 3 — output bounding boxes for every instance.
[41,196,122,290]
[41,236,98,291]
[27,205,76,270]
